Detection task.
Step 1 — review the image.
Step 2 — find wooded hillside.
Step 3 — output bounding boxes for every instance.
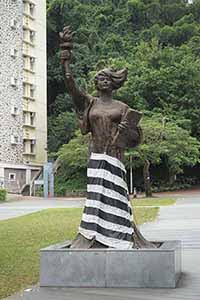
[47,0,200,194]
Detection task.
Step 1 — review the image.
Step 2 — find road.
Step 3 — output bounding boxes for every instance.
[0,198,85,220]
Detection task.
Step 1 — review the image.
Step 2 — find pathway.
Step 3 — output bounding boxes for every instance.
[0,198,85,220]
[142,194,200,249]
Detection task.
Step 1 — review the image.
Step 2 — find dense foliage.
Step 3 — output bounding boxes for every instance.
[47,0,200,193]
[0,189,7,201]
[55,116,200,195]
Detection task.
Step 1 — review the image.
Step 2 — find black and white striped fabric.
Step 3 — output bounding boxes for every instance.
[79,153,134,249]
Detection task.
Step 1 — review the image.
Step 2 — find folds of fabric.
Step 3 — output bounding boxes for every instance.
[79,153,134,249]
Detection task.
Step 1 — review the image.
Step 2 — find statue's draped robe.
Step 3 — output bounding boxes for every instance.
[76,96,142,249]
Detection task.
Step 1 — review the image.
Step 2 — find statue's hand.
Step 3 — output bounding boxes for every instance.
[111,121,129,147]
[59,25,75,63]
[59,25,75,49]
[118,120,129,132]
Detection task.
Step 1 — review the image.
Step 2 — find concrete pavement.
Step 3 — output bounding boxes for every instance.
[142,194,200,249]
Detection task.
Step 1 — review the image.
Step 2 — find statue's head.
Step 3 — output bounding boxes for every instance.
[94,68,128,92]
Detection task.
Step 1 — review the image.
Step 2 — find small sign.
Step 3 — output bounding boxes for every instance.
[34,180,44,185]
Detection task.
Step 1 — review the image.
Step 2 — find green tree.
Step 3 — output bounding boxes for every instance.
[57,130,89,173]
[161,122,200,185]
[54,131,89,195]
[47,0,200,193]
[54,115,200,196]
[126,114,200,196]
[48,111,78,153]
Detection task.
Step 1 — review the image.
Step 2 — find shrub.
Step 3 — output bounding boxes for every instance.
[54,171,87,196]
[0,189,7,201]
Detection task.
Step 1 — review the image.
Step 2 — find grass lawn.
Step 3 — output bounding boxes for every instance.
[132,198,176,206]
[0,207,158,299]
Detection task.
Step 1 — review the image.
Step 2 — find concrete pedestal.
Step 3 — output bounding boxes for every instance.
[40,240,181,288]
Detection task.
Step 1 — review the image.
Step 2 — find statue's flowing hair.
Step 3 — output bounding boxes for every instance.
[94,68,128,90]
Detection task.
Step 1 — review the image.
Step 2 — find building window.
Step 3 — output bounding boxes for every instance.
[23,28,27,40]
[23,112,26,124]
[30,112,35,126]
[23,83,26,96]
[29,3,35,16]
[9,173,16,181]
[30,30,35,43]
[23,1,26,13]
[23,141,26,153]
[30,140,36,154]
[23,56,27,69]
[30,57,35,71]
[30,84,35,98]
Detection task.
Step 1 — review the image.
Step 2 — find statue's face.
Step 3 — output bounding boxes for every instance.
[96,75,113,92]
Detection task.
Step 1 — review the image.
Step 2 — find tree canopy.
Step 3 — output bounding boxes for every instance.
[47,0,200,143]
[55,116,200,195]
[47,0,200,193]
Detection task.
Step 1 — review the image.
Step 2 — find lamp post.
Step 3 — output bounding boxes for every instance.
[130,154,133,194]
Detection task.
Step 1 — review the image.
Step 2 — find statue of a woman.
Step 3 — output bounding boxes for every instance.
[60,26,155,249]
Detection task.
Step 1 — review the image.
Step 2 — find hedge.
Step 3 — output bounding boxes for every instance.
[0,189,7,201]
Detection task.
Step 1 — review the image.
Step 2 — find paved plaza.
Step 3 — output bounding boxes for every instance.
[2,191,200,299]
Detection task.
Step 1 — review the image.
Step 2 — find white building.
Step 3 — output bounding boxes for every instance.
[0,0,47,193]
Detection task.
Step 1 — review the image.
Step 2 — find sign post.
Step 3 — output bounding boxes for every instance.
[43,163,54,198]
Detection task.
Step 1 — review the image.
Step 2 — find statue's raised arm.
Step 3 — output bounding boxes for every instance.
[59,26,90,114]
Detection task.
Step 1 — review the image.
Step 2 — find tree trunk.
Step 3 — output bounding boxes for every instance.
[132,221,157,248]
[143,159,152,197]
[71,223,157,249]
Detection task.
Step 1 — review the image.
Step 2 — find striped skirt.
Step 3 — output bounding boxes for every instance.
[79,153,134,249]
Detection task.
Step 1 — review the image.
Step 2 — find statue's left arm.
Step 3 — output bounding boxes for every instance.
[112,108,143,148]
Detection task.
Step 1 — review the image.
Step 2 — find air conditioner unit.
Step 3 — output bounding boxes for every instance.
[11,106,18,115]
[10,77,17,87]
[11,135,19,145]
[10,48,17,57]
[10,19,17,29]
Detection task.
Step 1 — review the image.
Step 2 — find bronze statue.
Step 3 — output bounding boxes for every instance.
[60,26,155,249]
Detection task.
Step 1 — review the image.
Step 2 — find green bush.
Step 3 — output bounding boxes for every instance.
[152,183,192,193]
[0,189,7,201]
[55,172,87,196]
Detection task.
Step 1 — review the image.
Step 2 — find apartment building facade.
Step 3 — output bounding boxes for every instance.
[0,0,47,193]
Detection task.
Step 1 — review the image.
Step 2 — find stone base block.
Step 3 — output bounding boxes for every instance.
[40,240,181,288]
